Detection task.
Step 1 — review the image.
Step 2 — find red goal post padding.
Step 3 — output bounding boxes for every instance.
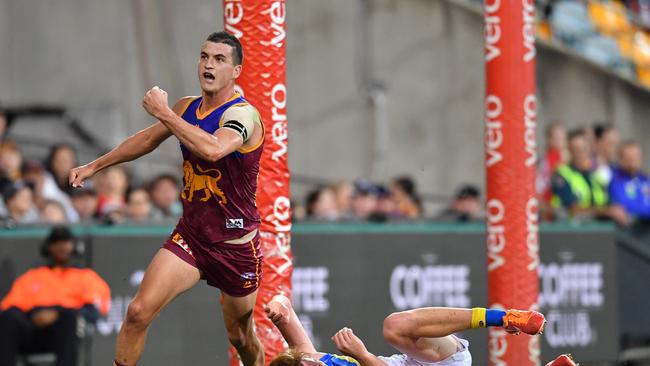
[224,1,293,365]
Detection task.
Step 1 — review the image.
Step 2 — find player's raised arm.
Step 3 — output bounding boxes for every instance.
[68,97,190,188]
[142,86,249,163]
[331,327,385,366]
[265,295,317,354]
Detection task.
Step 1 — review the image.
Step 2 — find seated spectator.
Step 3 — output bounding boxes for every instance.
[551,129,609,219]
[537,122,568,219]
[0,109,7,141]
[0,141,23,193]
[125,187,154,222]
[608,141,650,226]
[371,185,399,222]
[21,160,46,209]
[2,181,39,225]
[437,184,484,222]
[351,180,378,220]
[291,199,307,222]
[22,160,78,223]
[148,174,182,218]
[0,226,111,366]
[331,181,354,219]
[390,176,423,219]
[593,123,619,187]
[70,187,98,223]
[93,165,128,217]
[305,186,339,221]
[45,144,77,195]
[40,200,68,224]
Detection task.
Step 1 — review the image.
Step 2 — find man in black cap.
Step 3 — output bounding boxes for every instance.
[0,226,110,366]
[437,185,484,222]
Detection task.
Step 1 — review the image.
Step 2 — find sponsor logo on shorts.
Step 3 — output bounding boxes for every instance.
[226,218,244,229]
[243,281,253,289]
[172,232,194,258]
[241,272,257,280]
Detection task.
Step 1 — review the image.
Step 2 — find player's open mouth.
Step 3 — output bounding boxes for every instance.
[203,72,215,81]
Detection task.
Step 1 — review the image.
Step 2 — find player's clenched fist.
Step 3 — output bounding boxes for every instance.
[142,86,170,119]
[69,164,94,188]
[331,327,369,360]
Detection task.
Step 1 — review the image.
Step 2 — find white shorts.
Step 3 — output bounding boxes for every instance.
[378,337,472,366]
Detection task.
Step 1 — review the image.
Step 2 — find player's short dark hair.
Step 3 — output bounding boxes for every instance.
[206,31,243,65]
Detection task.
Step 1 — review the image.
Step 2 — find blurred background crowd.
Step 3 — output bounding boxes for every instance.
[0,110,182,227]
[296,121,650,228]
[2,102,649,232]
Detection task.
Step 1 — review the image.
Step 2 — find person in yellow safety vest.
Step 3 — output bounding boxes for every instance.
[551,129,610,219]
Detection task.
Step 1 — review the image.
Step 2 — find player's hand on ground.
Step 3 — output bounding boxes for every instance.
[32,309,59,328]
[332,327,369,360]
[143,86,171,119]
[264,300,290,326]
[69,164,94,188]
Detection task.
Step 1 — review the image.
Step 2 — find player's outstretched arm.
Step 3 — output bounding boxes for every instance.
[68,97,190,188]
[142,86,245,162]
[331,328,385,366]
[265,295,317,354]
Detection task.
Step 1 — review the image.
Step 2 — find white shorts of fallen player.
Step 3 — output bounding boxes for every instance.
[378,337,471,366]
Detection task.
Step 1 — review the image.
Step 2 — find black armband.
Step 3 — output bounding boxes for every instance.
[223,120,248,141]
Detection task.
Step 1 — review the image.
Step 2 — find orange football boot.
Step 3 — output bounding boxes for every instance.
[545,354,578,366]
[502,309,546,335]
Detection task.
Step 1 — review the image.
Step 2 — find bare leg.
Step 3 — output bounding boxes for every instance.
[222,290,264,366]
[382,308,472,362]
[115,249,201,365]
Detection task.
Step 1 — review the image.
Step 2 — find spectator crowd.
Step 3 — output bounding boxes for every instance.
[297,121,650,230]
[0,139,182,227]
[1,106,649,230]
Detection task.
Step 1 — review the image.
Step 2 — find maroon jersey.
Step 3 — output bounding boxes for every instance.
[175,93,264,243]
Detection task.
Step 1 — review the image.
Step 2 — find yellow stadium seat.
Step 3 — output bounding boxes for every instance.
[617,31,635,60]
[632,31,650,67]
[537,20,553,41]
[637,65,650,87]
[588,0,633,37]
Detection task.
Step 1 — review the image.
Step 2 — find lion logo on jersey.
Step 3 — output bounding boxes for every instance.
[182,161,228,204]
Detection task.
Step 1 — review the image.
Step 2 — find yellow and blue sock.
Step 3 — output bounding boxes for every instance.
[471,307,506,328]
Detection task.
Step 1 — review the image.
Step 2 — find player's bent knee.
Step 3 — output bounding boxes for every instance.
[125,300,154,327]
[227,324,259,351]
[228,332,247,350]
[383,312,411,345]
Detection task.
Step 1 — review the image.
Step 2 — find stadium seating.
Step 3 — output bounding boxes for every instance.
[550,0,595,47]
[588,0,633,38]
[468,0,650,86]
[629,30,650,86]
